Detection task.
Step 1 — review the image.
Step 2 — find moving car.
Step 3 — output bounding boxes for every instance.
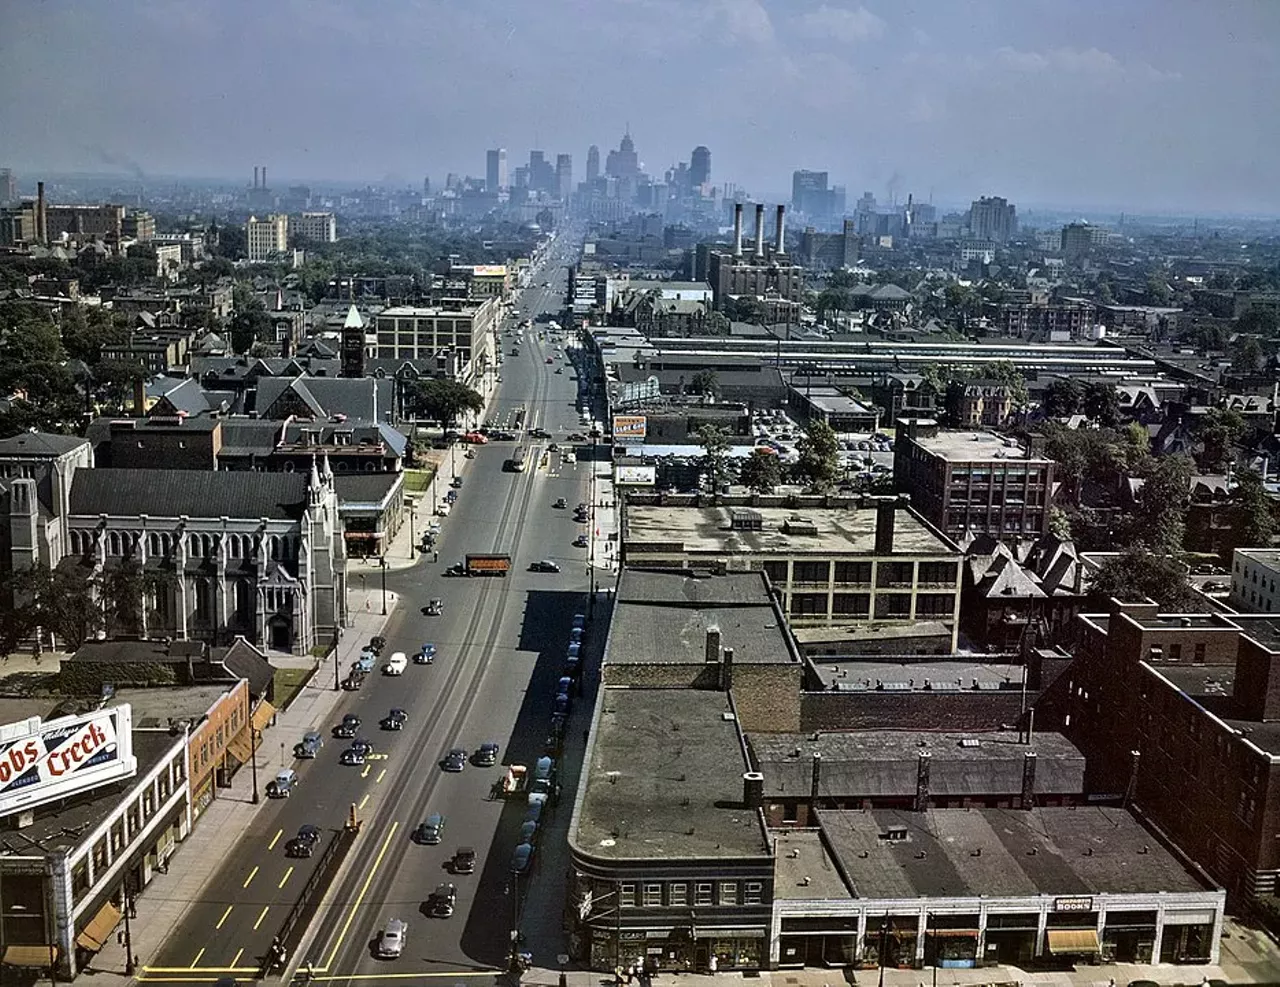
[452,847,476,874]
[528,427,551,439]
[381,708,408,731]
[573,534,589,548]
[442,748,467,773]
[285,824,322,858]
[334,714,361,739]
[553,497,567,509]
[377,919,407,959]
[462,432,488,444]
[353,653,376,674]
[383,652,407,676]
[529,559,560,573]
[294,730,323,759]
[413,644,434,665]
[431,883,458,918]
[415,813,445,844]
[426,599,443,616]
[340,746,367,766]
[475,742,500,766]
[266,768,297,798]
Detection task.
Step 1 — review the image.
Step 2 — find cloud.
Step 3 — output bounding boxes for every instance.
[713,0,775,46]
[798,4,886,44]
[995,46,1179,83]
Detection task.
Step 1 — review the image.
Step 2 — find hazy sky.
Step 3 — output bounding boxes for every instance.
[2,0,1278,214]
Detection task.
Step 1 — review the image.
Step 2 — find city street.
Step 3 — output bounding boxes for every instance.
[140,239,600,983]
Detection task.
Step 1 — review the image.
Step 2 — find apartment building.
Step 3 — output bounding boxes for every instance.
[245,214,288,261]
[1231,549,1280,613]
[373,298,499,387]
[291,211,336,243]
[893,418,1054,541]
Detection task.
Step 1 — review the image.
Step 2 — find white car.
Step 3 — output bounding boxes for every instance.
[383,652,407,676]
[377,918,407,958]
[436,503,451,517]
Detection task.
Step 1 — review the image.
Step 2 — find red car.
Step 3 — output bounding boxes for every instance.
[463,432,489,444]
[545,357,554,364]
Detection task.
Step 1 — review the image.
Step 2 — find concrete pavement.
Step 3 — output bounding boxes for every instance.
[74,585,399,986]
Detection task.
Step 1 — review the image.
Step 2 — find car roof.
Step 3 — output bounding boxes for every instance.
[426,812,443,824]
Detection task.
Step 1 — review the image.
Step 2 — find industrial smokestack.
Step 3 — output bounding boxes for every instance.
[36,181,46,244]
[754,203,765,258]
[775,204,786,255]
[732,203,743,257]
[261,166,267,188]
[254,166,259,189]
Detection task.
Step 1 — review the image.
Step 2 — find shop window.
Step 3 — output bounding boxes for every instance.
[694,883,713,906]
[619,884,636,908]
[744,882,763,905]
[718,882,738,906]
[669,883,687,907]
[643,884,662,907]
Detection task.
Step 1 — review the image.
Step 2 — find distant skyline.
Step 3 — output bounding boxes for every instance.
[2,0,1278,215]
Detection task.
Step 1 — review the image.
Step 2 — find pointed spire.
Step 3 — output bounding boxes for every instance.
[322,451,333,483]
[308,453,321,498]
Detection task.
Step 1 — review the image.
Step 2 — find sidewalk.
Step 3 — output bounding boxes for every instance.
[75,585,400,987]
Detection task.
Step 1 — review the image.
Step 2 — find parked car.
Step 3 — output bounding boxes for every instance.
[463,432,489,444]
[377,919,407,959]
[353,653,376,674]
[475,742,500,767]
[452,847,476,874]
[415,813,445,844]
[334,714,361,739]
[294,730,323,759]
[442,748,467,773]
[510,842,535,874]
[368,636,386,653]
[450,477,463,489]
[431,883,458,918]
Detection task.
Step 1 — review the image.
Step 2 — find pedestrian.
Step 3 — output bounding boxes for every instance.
[708,955,717,974]
[433,551,439,563]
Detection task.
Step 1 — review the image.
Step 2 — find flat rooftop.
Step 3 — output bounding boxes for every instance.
[623,504,957,556]
[750,730,1085,799]
[805,658,1023,691]
[1147,664,1280,758]
[796,387,874,416]
[114,685,235,729]
[907,428,1051,464]
[0,732,180,854]
[378,304,486,317]
[572,688,769,860]
[774,830,852,901]
[1238,550,1280,569]
[817,805,1211,899]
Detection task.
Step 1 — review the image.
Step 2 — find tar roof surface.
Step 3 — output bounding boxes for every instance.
[114,685,237,728]
[623,505,955,556]
[0,732,180,854]
[818,805,1210,900]
[572,688,769,860]
[774,830,852,901]
[69,468,308,521]
[909,429,1051,464]
[805,658,1016,690]
[751,731,1085,800]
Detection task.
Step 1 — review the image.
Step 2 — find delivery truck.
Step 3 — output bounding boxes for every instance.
[465,553,512,577]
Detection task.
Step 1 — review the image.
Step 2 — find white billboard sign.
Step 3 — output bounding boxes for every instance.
[615,465,657,486]
[0,706,137,817]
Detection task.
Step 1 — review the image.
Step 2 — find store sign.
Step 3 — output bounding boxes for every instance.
[0,707,136,817]
[615,465,657,486]
[1053,897,1094,912]
[613,415,647,444]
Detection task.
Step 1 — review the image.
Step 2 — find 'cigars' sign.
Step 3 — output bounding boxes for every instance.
[0,706,137,816]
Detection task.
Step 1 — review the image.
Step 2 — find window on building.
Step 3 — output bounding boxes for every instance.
[918,561,956,586]
[789,594,827,617]
[1170,643,1182,662]
[718,882,738,906]
[620,884,636,908]
[793,560,830,584]
[93,839,108,871]
[1194,642,1206,664]
[694,883,713,906]
[832,593,871,617]
[669,883,688,907]
[744,881,763,905]
[915,593,954,618]
[643,884,662,907]
[72,860,90,898]
[833,561,872,584]
[110,820,124,853]
[127,803,140,836]
[876,562,914,587]
[143,790,155,818]
[762,561,788,585]
[874,593,913,619]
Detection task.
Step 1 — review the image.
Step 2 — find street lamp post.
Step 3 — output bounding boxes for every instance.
[250,722,259,804]
[380,557,388,616]
[122,879,135,975]
[409,502,416,560]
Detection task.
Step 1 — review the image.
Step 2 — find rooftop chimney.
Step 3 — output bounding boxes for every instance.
[810,753,822,800]
[775,204,786,255]
[874,497,897,554]
[254,166,259,189]
[1020,751,1037,810]
[732,203,743,258]
[36,181,47,245]
[915,750,931,811]
[705,625,722,664]
[723,646,735,693]
[743,771,764,809]
[754,203,765,258]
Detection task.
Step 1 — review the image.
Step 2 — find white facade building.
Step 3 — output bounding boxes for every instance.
[245,214,289,261]
[292,211,337,243]
[1231,548,1280,613]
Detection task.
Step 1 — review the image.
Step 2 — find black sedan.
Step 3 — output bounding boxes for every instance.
[441,748,467,773]
[285,824,322,857]
[529,560,560,573]
[381,708,408,731]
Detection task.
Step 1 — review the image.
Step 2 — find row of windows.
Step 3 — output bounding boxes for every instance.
[618,880,763,909]
[762,560,957,587]
[69,530,300,562]
[788,592,952,619]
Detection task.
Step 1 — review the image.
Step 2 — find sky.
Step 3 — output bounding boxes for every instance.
[2,0,1279,215]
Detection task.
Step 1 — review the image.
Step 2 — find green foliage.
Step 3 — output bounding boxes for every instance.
[738,448,782,494]
[1236,308,1279,337]
[230,308,272,354]
[696,424,732,496]
[1146,273,1173,306]
[0,564,104,654]
[794,419,841,492]
[1223,469,1277,559]
[689,369,720,400]
[726,296,766,324]
[1232,335,1264,372]
[1132,454,1194,554]
[1047,507,1073,541]
[407,379,485,428]
[1195,407,1246,472]
[1090,545,1196,610]
[815,287,850,323]
[61,305,127,364]
[99,561,176,637]
[1042,378,1082,418]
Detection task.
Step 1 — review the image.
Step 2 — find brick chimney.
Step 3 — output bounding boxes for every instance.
[874,497,897,554]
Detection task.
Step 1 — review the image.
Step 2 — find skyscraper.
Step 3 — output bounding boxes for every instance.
[586,145,600,184]
[555,154,573,200]
[690,146,711,189]
[486,148,507,192]
[968,196,1017,242]
[0,169,15,206]
[605,131,638,179]
[791,170,830,216]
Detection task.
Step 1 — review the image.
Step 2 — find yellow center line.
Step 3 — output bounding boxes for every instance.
[242,865,258,888]
[231,948,244,968]
[189,947,204,968]
[278,865,294,889]
[267,828,283,851]
[215,905,233,930]
[253,905,270,931]
[358,794,370,810]
[375,768,386,784]
[360,763,371,778]
[320,821,399,971]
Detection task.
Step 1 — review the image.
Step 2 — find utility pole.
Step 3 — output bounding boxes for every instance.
[250,720,259,804]
[380,557,388,616]
[333,630,341,691]
[122,879,135,975]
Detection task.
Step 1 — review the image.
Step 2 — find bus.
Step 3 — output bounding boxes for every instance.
[506,446,529,473]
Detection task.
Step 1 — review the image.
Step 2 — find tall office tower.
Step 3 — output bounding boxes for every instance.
[791,170,830,216]
[690,146,711,189]
[968,195,1018,242]
[586,145,600,183]
[605,131,638,179]
[0,169,15,206]
[555,154,573,200]
[486,148,508,192]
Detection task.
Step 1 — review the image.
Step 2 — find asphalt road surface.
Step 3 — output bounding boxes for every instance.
[143,235,597,984]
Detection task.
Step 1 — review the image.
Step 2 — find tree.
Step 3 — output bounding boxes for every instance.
[61,305,127,365]
[739,448,782,494]
[1195,407,1246,472]
[1090,546,1197,610]
[0,564,104,654]
[727,296,766,324]
[1081,381,1120,428]
[229,308,272,354]
[816,287,851,323]
[984,360,1030,411]
[689,370,720,402]
[1232,335,1264,372]
[794,419,841,491]
[696,424,731,497]
[1042,378,1082,418]
[1236,308,1279,337]
[408,379,485,429]
[1131,454,1194,554]
[92,359,148,412]
[1223,469,1277,559]
[1047,507,1073,541]
[1146,273,1173,306]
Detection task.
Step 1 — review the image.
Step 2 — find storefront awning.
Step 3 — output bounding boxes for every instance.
[252,699,276,732]
[76,900,121,951]
[1046,929,1100,954]
[2,945,57,968]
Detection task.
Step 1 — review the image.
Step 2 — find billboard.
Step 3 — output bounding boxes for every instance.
[0,706,137,817]
[612,415,647,444]
[615,465,657,486]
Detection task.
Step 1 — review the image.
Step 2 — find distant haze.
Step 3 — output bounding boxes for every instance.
[2,0,1278,214]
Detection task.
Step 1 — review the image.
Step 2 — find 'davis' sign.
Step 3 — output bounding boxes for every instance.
[0,706,137,818]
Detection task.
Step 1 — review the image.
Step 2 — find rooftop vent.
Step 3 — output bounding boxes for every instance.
[783,515,818,536]
[730,508,763,531]
[880,825,909,843]
[959,738,980,748]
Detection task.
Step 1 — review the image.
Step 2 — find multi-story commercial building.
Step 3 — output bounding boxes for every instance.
[1060,221,1109,260]
[556,153,573,200]
[968,196,1017,243]
[373,298,498,389]
[585,145,600,184]
[799,220,857,271]
[1230,549,1280,613]
[291,211,336,243]
[1052,603,1280,905]
[44,203,126,241]
[245,214,288,261]
[690,145,711,188]
[620,498,962,647]
[486,148,507,192]
[894,418,1054,542]
[0,167,15,205]
[992,299,1096,339]
[121,210,155,241]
